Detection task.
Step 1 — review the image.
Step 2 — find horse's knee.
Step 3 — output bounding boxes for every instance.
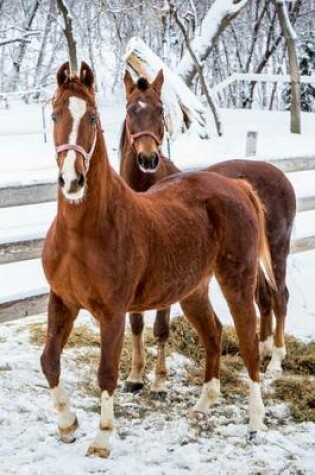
[40,351,60,388]
[153,310,170,342]
[129,313,144,336]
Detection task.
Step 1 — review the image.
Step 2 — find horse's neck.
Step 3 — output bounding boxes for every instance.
[57,131,112,231]
[120,144,180,193]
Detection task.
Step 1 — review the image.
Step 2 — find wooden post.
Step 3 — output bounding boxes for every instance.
[246,131,258,157]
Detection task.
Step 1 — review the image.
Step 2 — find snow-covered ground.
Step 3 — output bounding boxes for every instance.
[0,103,314,473]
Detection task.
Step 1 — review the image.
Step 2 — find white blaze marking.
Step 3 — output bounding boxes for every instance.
[51,383,76,430]
[137,100,147,110]
[61,96,87,200]
[248,381,265,431]
[89,391,114,451]
[192,378,220,413]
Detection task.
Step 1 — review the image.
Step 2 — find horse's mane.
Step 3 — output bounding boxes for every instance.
[119,120,127,162]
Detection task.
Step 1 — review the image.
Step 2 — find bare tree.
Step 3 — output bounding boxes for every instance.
[10,0,40,90]
[273,0,301,133]
[176,0,251,86]
[170,2,223,136]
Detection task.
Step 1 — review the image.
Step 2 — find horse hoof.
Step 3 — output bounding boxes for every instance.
[124,381,144,393]
[150,390,167,400]
[59,415,79,444]
[86,445,110,458]
[265,365,283,379]
[247,431,258,444]
[188,409,207,420]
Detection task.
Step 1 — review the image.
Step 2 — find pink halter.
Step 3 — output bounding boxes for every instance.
[125,115,162,150]
[55,129,97,172]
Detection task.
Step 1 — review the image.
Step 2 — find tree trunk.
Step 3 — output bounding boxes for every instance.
[11,0,40,91]
[273,0,301,133]
[56,0,78,77]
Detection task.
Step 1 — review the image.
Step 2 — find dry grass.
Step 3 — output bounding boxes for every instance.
[283,335,315,375]
[29,322,100,348]
[28,316,315,421]
[168,316,240,360]
[272,376,315,422]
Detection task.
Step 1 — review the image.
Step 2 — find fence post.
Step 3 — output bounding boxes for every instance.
[246,130,258,157]
[41,104,47,143]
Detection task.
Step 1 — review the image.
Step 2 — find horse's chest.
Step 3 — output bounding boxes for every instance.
[43,242,108,307]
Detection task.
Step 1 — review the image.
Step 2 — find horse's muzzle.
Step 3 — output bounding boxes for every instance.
[137,152,159,173]
[59,172,85,194]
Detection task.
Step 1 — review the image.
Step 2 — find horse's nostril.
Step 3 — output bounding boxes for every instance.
[151,153,159,168]
[58,175,65,188]
[78,173,85,187]
[138,153,146,167]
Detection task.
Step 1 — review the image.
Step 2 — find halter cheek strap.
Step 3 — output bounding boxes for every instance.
[55,128,97,172]
[125,115,162,149]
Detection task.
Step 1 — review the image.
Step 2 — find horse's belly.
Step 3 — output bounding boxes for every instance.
[129,243,214,311]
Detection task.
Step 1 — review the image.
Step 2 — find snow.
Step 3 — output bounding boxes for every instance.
[125,37,211,138]
[0,102,314,472]
[0,315,314,474]
[176,0,249,81]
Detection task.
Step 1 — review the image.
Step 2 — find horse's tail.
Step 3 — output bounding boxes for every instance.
[237,180,277,292]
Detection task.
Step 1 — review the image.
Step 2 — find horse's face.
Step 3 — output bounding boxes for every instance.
[124,70,164,173]
[52,62,97,203]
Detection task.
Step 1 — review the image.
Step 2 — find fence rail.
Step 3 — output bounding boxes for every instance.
[0,181,56,208]
[0,154,314,323]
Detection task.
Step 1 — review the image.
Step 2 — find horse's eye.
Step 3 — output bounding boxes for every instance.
[51,112,57,122]
[89,113,96,124]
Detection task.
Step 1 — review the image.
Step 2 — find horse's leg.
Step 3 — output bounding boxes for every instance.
[151,307,170,398]
[266,251,290,376]
[125,312,146,392]
[180,281,222,414]
[40,291,79,443]
[87,312,126,458]
[216,268,265,434]
[256,267,274,357]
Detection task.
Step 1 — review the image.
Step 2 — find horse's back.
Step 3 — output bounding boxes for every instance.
[206,159,296,224]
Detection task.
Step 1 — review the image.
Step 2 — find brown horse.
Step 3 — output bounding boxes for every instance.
[41,62,274,458]
[120,71,296,397]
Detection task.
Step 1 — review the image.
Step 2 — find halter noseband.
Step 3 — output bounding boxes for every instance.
[125,115,163,150]
[55,127,97,172]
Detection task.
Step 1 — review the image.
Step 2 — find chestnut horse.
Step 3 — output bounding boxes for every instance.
[41,62,274,457]
[120,71,296,397]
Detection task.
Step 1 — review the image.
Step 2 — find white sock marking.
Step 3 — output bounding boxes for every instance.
[266,346,286,375]
[61,96,87,201]
[192,378,220,413]
[51,383,76,430]
[90,391,114,451]
[259,335,274,357]
[248,381,265,431]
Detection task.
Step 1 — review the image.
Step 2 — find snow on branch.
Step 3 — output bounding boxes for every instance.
[176,0,250,85]
[125,37,212,139]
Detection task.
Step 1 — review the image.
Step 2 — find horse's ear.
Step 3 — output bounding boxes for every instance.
[80,62,94,89]
[151,69,164,95]
[57,62,70,87]
[124,70,136,96]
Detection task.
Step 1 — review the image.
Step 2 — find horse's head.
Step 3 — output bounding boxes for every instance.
[52,61,98,203]
[124,70,164,173]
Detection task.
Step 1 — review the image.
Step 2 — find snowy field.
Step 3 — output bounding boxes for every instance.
[0,103,315,473]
